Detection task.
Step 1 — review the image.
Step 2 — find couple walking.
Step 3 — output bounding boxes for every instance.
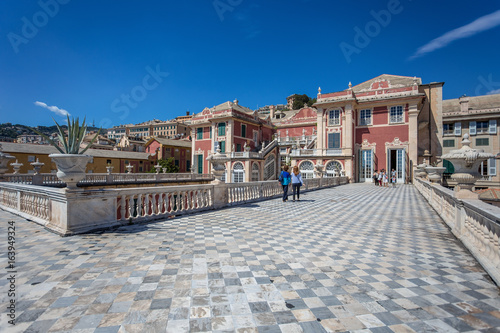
[279,165,304,202]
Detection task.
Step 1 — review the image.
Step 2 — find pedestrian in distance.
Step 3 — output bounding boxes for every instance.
[373,170,378,186]
[378,169,383,186]
[382,170,389,187]
[279,165,291,202]
[291,166,304,201]
[391,169,397,187]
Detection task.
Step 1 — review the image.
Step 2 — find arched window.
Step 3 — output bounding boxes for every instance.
[251,163,260,182]
[300,161,315,179]
[232,162,244,183]
[326,161,342,177]
[264,155,275,180]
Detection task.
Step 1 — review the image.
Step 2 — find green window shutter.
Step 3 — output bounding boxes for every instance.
[197,155,203,174]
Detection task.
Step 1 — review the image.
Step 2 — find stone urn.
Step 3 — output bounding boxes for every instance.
[30,158,45,175]
[414,163,427,178]
[425,166,446,184]
[206,148,229,183]
[154,163,162,174]
[10,160,23,174]
[49,154,92,190]
[106,165,114,174]
[441,134,494,199]
[125,163,134,173]
[0,144,15,177]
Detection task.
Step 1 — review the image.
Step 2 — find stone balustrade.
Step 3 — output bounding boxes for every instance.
[4,172,214,187]
[0,176,348,236]
[414,177,500,285]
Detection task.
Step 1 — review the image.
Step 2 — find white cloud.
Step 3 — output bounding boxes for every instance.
[410,10,500,60]
[34,101,70,117]
[487,88,500,95]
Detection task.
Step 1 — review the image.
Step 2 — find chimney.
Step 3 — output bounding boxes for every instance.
[459,95,469,112]
[269,105,275,119]
[186,111,190,116]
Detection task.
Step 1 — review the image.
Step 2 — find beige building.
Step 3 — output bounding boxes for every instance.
[442,94,500,189]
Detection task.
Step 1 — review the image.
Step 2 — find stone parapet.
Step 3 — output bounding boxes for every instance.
[414,177,500,285]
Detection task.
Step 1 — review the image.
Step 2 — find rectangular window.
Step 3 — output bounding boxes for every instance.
[443,139,455,147]
[477,121,489,134]
[218,122,226,136]
[489,158,497,176]
[469,121,476,135]
[328,110,340,126]
[209,126,212,138]
[476,138,489,146]
[443,123,454,135]
[390,106,403,123]
[197,155,203,174]
[219,141,225,153]
[236,143,241,152]
[360,109,371,126]
[454,122,462,136]
[196,128,202,140]
[328,133,340,149]
[28,155,35,162]
[241,124,246,138]
[489,119,497,134]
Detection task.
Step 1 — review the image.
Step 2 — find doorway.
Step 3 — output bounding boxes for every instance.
[388,149,405,183]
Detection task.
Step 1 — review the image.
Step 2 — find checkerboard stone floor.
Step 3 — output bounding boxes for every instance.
[1,183,500,333]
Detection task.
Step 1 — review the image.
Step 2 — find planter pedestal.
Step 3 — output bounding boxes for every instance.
[50,154,92,190]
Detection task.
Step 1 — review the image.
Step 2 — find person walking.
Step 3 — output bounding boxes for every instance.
[373,170,378,186]
[279,165,291,202]
[391,169,397,187]
[377,169,383,186]
[382,170,389,187]
[291,166,304,201]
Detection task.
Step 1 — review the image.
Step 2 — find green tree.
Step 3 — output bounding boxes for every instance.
[148,157,179,173]
[291,94,316,109]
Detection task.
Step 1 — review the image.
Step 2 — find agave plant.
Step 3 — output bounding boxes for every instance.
[34,116,99,154]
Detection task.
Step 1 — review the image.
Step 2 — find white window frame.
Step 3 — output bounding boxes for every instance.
[443,123,454,136]
[476,121,489,134]
[489,119,497,134]
[469,121,476,135]
[328,109,340,126]
[454,122,462,136]
[232,162,244,183]
[389,106,403,124]
[359,109,372,126]
[489,158,497,176]
[299,161,315,179]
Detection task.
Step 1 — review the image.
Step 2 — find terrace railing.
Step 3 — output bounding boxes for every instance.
[414,177,500,285]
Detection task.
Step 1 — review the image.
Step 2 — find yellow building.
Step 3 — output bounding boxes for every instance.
[1,142,154,174]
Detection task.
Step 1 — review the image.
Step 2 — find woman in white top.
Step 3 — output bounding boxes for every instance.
[291,166,304,201]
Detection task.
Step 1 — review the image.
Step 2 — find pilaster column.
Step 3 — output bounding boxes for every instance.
[344,104,353,156]
[227,120,233,152]
[316,108,324,151]
[408,102,419,180]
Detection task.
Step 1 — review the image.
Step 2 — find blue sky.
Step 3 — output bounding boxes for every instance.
[1,0,500,127]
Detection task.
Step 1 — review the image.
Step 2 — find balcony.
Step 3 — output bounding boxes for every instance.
[290,148,343,157]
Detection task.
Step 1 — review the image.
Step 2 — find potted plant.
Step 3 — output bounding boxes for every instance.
[35,116,99,189]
